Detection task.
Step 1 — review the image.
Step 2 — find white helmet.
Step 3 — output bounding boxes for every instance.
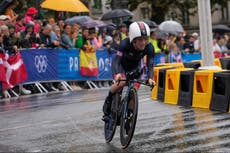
[129,21,150,42]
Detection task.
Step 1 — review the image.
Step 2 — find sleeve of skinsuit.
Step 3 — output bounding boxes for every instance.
[146,43,155,79]
[111,38,129,76]
[111,51,125,76]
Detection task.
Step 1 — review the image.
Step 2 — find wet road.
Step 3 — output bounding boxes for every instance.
[0,87,230,152]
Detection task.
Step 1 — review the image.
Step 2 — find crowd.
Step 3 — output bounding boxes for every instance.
[0,0,230,99]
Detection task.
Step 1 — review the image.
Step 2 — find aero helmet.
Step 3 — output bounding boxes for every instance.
[129,21,150,42]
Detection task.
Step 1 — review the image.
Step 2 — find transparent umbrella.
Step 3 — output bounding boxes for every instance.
[82,20,107,28]
[159,20,184,35]
[65,16,93,25]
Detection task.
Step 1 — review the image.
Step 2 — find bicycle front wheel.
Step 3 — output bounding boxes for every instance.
[104,92,120,142]
[120,88,138,149]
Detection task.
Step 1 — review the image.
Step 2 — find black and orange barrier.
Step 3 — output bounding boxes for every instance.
[210,71,230,112]
[157,67,175,102]
[177,69,196,107]
[183,61,201,69]
[192,69,222,109]
[164,68,194,105]
[151,66,174,100]
[219,57,230,70]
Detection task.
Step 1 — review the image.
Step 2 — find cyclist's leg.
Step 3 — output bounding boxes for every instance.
[102,74,126,118]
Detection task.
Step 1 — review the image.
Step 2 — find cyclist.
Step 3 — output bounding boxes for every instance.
[102,21,155,120]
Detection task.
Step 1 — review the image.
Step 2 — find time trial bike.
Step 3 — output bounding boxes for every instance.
[104,70,154,148]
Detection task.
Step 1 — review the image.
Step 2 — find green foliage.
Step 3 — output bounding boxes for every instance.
[125,0,230,24]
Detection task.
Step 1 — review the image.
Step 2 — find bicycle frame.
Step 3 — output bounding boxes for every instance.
[120,80,135,120]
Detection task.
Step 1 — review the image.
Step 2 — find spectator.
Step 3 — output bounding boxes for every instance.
[48,17,55,26]
[192,32,200,52]
[213,38,222,58]
[20,23,40,49]
[184,35,195,53]
[57,18,65,32]
[223,34,230,50]
[111,32,120,51]
[166,33,176,45]
[50,25,63,48]
[218,38,228,53]
[61,24,74,48]
[0,15,11,25]
[81,27,89,51]
[25,7,38,24]
[168,43,182,63]
[0,15,7,26]
[158,38,167,53]
[103,35,113,54]
[149,31,161,53]
[119,23,127,40]
[4,0,18,23]
[1,25,17,54]
[106,25,116,37]
[213,38,221,52]
[175,36,186,53]
[0,34,4,50]
[88,27,103,50]
[7,23,20,50]
[15,14,25,33]
[71,23,83,48]
[33,16,42,33]
[40,24,59,48]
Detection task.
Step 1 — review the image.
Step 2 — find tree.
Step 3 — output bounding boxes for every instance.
[126,0,230,24]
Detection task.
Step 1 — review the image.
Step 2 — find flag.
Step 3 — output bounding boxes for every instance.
[80,49,98,77]
[0,53,6,84]
[2,52,28,89]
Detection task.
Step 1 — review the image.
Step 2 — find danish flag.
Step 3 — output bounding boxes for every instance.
[0,52,28,89]
[0,54,6,86]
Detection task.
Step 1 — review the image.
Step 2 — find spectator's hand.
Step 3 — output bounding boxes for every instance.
[72,32,77,39]
[106,44,111,49]
[13,45,18,52]
[25,33,31,39]
[184,48,190,52]
[16,32,20,38]
[40,44,45,48]
[148,78,156,87]
[53,40,60,46]
[35,33,40,38]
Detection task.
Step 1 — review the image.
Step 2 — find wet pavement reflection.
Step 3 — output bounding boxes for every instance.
[0,88,230,152]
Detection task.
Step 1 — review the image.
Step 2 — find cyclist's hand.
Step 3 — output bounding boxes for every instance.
[148,79,155,90]
[114,73,123,81]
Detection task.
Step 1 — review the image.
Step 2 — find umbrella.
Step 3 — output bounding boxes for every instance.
[159,20,184,34]
[41,0,89,13]
[139,19,158,29]
[212,24,230,34]
[65,16,93,24]
[101,9,133,20]
[0,0,13,13]
[82,20,107,28]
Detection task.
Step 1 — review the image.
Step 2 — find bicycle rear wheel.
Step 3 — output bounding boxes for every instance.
[120,88,138,149]
[104,92,121,142]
